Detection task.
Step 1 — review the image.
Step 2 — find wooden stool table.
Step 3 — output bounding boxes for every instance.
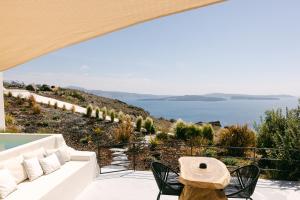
[178,157,231,200]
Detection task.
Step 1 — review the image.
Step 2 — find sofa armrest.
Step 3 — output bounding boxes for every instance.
[70,151,96,161]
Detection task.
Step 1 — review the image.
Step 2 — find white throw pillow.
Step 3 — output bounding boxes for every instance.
[0,156,27,184]
[23,148,45,160]
[46,146,71,162]
[23,157,44,181]
[39,154,61,175]
[0,169,17,199]
[53,151,66,165]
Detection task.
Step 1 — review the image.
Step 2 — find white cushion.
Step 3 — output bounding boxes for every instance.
[46,146,71,162]
[0,156,27,184]
[23,148,45,160]
[23,157,43,181]
[39,154,61,175]
[54,151,66,165]
[0,169,17,199]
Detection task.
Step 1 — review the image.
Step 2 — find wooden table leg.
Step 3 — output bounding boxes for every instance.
[179,186,227,200]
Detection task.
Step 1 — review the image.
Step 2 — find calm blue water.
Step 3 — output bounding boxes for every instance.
[124,98,299,126]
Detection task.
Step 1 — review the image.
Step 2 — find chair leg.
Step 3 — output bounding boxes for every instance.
[157,192,161,200]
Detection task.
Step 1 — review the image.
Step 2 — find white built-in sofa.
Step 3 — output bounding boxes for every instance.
[0,134,99,200]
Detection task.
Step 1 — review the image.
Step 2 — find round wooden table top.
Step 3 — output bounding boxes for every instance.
[179,157,231,190]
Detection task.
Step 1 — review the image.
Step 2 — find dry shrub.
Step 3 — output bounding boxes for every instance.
[217,124,256,156]
[71,105,76,113]
[114,116,134,144]
[5,126,21,133]
[28,95,36,106]
[5,114,15,125]
[32,104,41,114]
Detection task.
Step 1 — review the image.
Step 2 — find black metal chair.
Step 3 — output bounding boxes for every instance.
[151,162,184,200]
[225,164,260,200]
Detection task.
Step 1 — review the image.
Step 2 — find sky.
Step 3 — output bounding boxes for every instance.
[4,0,300,96]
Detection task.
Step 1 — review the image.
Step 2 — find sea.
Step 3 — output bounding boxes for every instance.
[123,98,299,127]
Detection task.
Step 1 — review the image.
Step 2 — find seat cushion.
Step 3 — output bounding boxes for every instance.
[23,157,44,181]
[0,156,27,184]
[0,169,17,199]
[5,161,88,200]
[39,154,61,175]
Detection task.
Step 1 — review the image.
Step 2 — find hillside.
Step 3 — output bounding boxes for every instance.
[4,83,173,150]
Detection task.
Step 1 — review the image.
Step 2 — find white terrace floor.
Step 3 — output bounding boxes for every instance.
[76,171,300,200]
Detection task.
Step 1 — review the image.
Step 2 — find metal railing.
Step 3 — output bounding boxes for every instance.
[97,141,300,176]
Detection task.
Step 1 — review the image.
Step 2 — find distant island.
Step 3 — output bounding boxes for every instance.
[231,96,279,100]
[140,95,226,102]
[68,86,294,102]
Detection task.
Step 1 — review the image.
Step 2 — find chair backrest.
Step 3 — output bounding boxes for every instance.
[237,164,260,196]
[151,162,171,190]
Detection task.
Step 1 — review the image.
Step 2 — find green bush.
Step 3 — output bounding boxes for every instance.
[156,132,168,141]
[202,124,214,143]
[7,91,12,97]
[135,116,143,132]
[217,125,256,156]
[95,107,100,119]
[110,109,115,122]
[173,120,202,141]
[256,105,300,181]
[144,117,154,134]
[86,104,93,117]
[185,124,202,139]
[25,84,36,91]
[173,120,188,140]
[101,107,107,120]
[150,125,156,134]
[80,136,89,144]
[70,91,85,101]
[39,84,51,91]
[54,102,58,109]
[222,158,238,166]
[203,149,217,157]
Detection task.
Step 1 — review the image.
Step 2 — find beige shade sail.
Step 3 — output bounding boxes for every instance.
[0,0,224,71]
